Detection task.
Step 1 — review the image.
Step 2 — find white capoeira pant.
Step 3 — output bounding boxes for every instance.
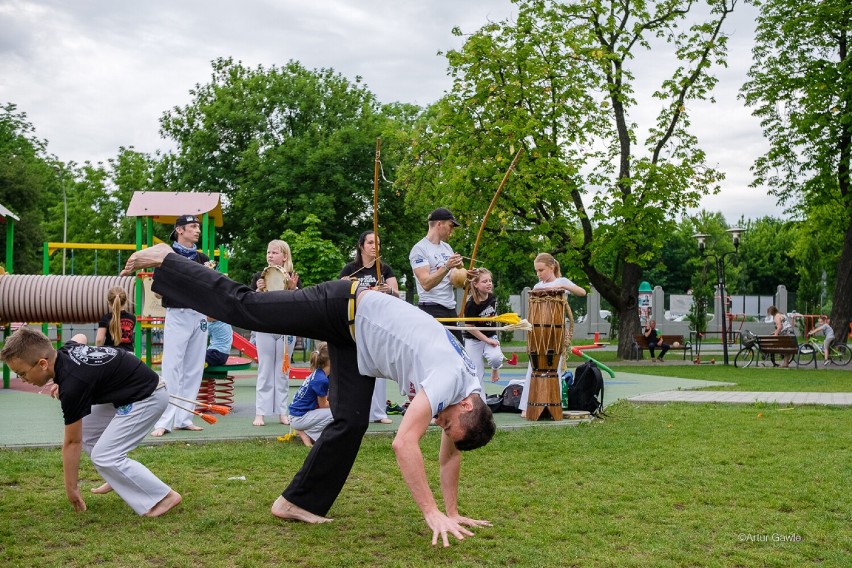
[82,383,172,514]
[255,332,295,416]
[156,307,208,431]
[370,379,390,421]
[464,338,504,403]
[289,407,333,442]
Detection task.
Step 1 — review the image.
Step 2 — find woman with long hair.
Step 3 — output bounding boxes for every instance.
[339,230,399,423]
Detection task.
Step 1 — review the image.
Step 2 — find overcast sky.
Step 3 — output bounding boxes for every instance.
[1,0,783,222]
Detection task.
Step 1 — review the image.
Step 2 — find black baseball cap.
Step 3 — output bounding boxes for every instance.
[169,214,201,241]
[428,208,460,226]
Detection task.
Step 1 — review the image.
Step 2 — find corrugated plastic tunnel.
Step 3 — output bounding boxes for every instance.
[0,274,136,324]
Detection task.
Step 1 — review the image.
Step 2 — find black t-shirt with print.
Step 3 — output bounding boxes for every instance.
[98,310,137,350]
[338,261,396,288]
[462,293,498,340]
[53,341,159,425]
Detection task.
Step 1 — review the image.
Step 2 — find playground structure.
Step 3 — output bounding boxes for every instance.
[0,192,247,391]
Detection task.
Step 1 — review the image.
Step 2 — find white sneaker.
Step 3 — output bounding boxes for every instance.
[823,360,831,367]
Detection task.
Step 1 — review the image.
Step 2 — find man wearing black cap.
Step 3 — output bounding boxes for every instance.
[409,208,466,342]
[151,215,212,437]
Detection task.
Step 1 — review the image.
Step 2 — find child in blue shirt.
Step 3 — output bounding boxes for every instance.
[288,342,332,447]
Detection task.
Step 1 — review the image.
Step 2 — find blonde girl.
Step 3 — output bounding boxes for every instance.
[288,342,333,447]
[519,253,587,417]
[462,269,504,400]
[251,240,301,426]
[96,287,136,351]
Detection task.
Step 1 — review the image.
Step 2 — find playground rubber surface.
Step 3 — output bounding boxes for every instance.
[0,364,727,448]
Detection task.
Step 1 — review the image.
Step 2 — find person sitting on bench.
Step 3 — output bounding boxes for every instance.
[643,319,670,362]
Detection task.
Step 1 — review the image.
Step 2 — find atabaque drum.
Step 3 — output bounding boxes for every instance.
[526,289,566,371]
[526,289,566,421]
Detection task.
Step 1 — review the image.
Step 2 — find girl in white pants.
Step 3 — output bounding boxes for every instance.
[254,332,296,425]
[250,239,302,426]
[462,269,504,401]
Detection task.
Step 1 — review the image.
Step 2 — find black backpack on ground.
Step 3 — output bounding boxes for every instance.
[487,383,524,413]
[566,360,604,415]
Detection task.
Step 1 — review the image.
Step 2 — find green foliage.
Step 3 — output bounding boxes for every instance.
[280,214,346,286]
[158,58,422,285]
[42,148,159,275]
[0,103,55,274]
[742,0,852,335]
[733,216,798,295]
[396,0,737,357]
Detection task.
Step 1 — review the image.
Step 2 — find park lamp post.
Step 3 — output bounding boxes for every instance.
[693,228,744,365]
[52,165,68,275]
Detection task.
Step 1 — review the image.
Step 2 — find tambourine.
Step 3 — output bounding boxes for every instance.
[261,265,290,291]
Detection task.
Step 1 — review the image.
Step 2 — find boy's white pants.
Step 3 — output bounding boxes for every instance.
[82,387,171,515]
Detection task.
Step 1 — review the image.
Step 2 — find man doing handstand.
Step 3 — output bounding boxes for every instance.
[122,244,496,547]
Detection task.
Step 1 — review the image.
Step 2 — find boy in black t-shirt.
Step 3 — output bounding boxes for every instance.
[0,328,181,516]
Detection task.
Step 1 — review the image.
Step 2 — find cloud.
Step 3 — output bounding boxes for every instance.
[0,0,784,220]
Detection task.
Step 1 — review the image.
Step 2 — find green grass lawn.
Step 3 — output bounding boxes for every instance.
[2,397,849,567]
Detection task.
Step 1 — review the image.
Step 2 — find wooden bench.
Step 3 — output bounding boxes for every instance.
[756,335,813,368]
[661,335,692,361]
[632,334,692,360]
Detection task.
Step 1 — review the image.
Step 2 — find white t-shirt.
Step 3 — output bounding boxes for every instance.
[534,277,576,292]
[409,237,456,308]
[356,291,480,416]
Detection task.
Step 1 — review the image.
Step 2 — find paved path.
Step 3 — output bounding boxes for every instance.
[0,367,726,448]
[629,390,852,406]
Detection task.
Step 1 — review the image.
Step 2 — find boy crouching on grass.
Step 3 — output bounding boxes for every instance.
[0,328,181,517]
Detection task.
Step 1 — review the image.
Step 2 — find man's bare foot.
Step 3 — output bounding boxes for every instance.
[121,243,174,276]
[176,424,203,431]
[150,428,168,437]
[91,482,113,494]
[271,496,331,523]
[253,416,265,426]
[144,490,182,517]
[279,415,290,425]
[297,431,313,447]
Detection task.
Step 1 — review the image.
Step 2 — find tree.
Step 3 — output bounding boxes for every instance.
[280,214,346,286]
[41,148,159,275]
[0,103,56,274]
[398,0,737,356]
[159,58,421,285]
[742,0,852,339]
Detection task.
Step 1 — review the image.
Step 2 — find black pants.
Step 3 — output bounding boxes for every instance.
[648,341,670,359]
[153,258,374,516]
[418,302,463,344]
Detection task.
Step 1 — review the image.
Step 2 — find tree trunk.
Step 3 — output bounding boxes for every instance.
[616,261,642,359]
[830,221,852,343]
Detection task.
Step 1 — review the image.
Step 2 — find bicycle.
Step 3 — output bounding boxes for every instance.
[734,330,760,368]
[797,336,852,367]
[734,330,804,368]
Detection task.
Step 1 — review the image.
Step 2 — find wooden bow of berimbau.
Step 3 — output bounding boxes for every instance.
[373,137,382,284]
[458,146,525,317]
